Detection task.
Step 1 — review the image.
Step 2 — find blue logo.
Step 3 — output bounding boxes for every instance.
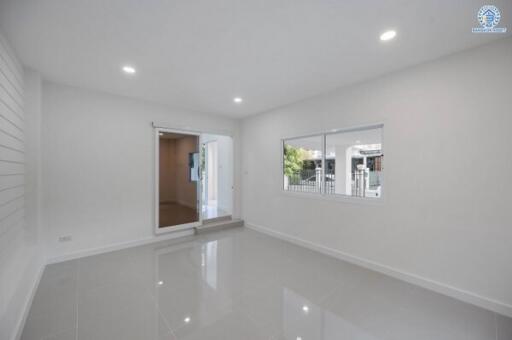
[472,5,507,33]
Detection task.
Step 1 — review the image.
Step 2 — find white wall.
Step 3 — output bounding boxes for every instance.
[241,37,512,316]
[41,82,240,261]
[0,33,43,340]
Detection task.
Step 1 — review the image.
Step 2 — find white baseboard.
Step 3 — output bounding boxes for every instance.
[161,200,196,210]
[245,222,512,318]
[176,200,196,210]
[14,261,45,340]
[47,229,194,264]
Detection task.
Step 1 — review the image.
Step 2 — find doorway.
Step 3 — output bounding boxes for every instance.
[155,128,233,233]
[201,134,233,221]
[156,130,201,231]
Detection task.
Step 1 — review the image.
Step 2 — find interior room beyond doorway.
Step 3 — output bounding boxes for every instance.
[158,132,200,228]
[201,134,233,221]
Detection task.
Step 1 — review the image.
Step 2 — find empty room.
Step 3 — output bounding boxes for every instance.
[0,1,511,339]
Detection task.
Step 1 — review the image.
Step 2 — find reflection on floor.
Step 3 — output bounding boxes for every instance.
[159,202,197,227]
[202,203,230,221]
[22,228,512,340]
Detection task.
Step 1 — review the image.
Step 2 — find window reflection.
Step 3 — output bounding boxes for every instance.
[201,240,218,290]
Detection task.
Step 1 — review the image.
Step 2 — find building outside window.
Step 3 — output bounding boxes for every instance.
[283,125,383,198]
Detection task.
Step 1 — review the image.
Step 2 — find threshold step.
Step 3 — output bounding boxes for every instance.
[195,218,244,234]
[203,214,232,224]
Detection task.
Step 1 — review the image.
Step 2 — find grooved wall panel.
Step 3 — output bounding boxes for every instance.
[0,35,24,232]
[0,31,28,340]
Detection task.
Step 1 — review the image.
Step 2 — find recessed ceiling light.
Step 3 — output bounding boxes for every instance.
[184,316,191,323]
[233,97,243,103]
[380,30,396,41]
[157,280,164,285]
[122,65,136,74]
[302,305,309,313]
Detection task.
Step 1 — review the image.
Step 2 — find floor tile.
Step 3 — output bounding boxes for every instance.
[173,310,270,340]
[22,227,512,340]
[21,262,77,340]
[77,283,172,340]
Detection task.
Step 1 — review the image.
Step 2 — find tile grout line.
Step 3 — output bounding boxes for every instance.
[138,240,178,340]
[75,262,79,340]
[147,286,178,339]
[494,312,498,340]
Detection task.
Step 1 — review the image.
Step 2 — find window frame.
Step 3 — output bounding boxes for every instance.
[281,123,384,204]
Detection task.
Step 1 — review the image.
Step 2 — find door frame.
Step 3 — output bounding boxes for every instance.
[202,141,208,207]
[154,127,202,234]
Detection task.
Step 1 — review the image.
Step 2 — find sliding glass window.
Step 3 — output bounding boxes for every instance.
[283,135,324,194]
[283,125,383,198]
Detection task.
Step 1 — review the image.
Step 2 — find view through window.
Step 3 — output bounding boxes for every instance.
[283,125,383,198]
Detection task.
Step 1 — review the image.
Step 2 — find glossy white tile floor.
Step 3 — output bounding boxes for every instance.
[22,227,512,340]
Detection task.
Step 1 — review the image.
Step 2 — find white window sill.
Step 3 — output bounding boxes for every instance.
[280,189,385,206]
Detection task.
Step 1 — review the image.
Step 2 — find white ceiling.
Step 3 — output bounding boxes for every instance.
[0,0,510,117]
